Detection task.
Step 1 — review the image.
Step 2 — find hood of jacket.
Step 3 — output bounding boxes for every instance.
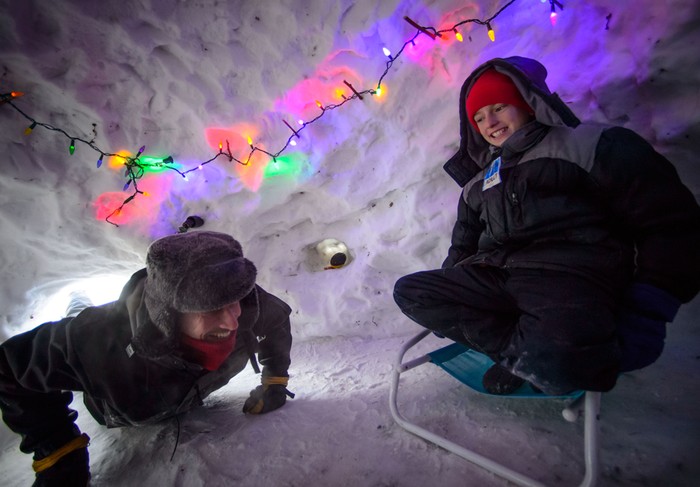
[120,268,260,358]
[443,56,581,186]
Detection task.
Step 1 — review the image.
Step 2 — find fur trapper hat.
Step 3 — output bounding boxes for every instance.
[143,231,257,341]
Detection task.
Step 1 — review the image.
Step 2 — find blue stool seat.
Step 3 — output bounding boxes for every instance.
[429,342,584,399]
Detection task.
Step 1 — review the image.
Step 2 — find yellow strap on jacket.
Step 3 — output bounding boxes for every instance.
[262,376,289,387]
[32,433,90,473]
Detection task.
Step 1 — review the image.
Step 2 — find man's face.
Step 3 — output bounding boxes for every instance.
[474,103,532,147]
[179,301,241,342]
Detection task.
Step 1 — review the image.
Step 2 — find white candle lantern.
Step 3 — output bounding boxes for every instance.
[315,238,349,270]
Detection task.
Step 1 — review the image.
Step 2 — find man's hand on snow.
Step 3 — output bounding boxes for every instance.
[243,376,294,414]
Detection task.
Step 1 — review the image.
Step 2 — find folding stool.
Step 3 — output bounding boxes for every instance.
[390,330,602,487]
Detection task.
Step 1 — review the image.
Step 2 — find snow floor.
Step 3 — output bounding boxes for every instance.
[3,308,698,486]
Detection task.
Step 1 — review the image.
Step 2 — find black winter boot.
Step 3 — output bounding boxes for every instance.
[482,364,525,395]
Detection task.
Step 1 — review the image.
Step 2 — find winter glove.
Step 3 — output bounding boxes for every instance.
[617,283,681,373]
[33,433,90,487]
[243,376,295,414]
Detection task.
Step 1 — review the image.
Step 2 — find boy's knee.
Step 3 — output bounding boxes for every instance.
[393,274,421,308]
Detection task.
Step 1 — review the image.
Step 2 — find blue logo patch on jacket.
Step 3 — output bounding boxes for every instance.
[483,157,502,190]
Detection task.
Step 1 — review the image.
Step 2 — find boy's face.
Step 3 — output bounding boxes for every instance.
[473,103,532,147]
[179,301,241,342]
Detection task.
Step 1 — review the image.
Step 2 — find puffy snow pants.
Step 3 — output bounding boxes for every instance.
[393,265,622,394]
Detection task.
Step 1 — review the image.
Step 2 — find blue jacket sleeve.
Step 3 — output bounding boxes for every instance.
[591,127,700,302]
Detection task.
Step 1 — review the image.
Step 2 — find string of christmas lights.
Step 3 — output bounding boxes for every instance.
[2,0,565,226]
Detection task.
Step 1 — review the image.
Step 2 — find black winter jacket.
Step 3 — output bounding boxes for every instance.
[0,269,292,456]
[442,57,700,302]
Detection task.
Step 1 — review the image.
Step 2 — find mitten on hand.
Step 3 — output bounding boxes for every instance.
[618,283,681,373]
[242,376,295,414]
[33,433,90,487]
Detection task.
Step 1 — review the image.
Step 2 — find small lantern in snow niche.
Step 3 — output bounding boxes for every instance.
[316,238,350,270]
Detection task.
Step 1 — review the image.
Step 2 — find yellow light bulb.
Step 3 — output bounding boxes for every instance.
[247,136,253,146]
[487,23,495,42]
[455,31,463,42]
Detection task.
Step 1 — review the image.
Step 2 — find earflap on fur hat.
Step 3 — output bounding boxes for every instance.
[143,231,257,341]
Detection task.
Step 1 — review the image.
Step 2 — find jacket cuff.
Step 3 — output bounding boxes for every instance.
[262,367,289,378]
[31,425,82,460]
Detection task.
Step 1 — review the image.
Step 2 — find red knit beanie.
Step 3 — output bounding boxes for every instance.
[466,69,531,129]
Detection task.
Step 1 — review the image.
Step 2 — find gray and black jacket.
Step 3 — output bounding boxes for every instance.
[0,269,292,456]
[442,56,700,302]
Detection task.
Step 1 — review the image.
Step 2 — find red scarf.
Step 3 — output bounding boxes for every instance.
[179,333,236,371]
